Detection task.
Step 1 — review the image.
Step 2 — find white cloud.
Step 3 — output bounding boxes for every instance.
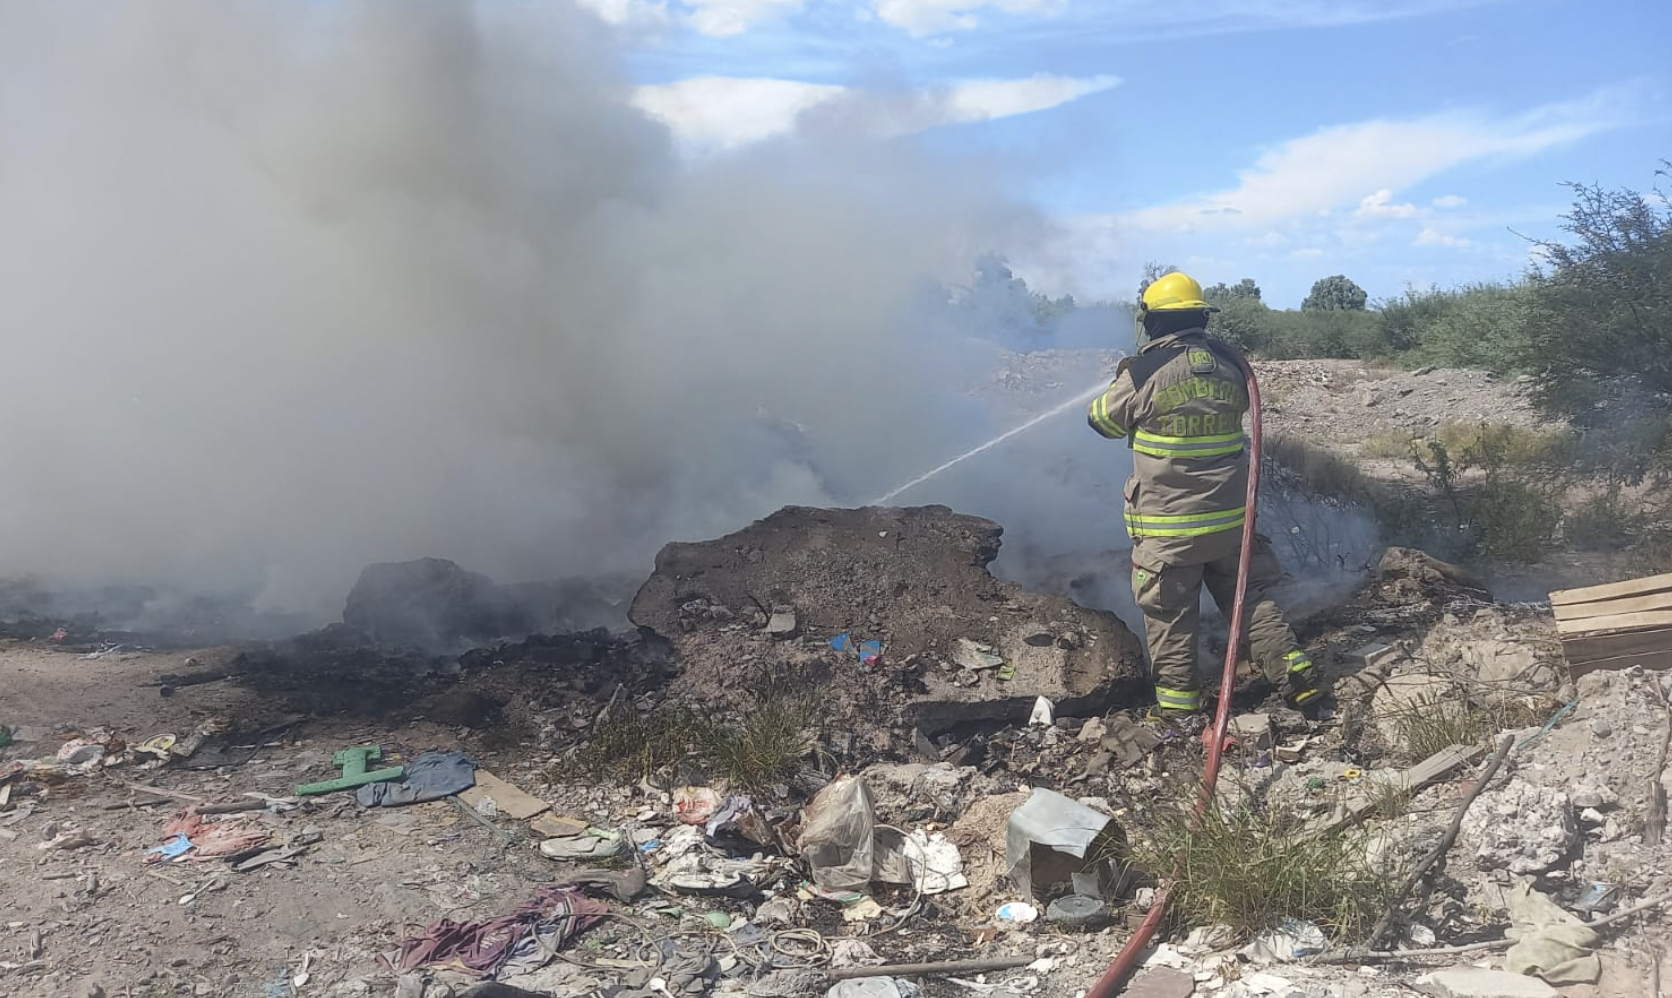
[573,0,803,37]
[685,0,806,36]
[1433,194,1469,208]
[1355,189,1419,218]
[571,0,674,31]
[632,77,844,150]
[634,72,1118,152]
[873,0,1067,37]
[942,73,1120,122]
[1415,227,1473,248]
[1123,85,1641,234]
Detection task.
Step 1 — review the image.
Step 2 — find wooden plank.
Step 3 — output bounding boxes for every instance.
[1566,648,1672,674]
[1550,572,1672,607]
[1320,743,1486,834]
[1557,609,1672,638]
[1561,627,1672,665]
[1554,589,1672,622]
[457,770,550,821]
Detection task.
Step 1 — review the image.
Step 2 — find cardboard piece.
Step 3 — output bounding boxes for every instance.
[457,770,549,821]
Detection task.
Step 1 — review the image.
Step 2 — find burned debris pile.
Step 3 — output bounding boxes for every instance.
[630,504,1148,741]
[5,506,1672,998]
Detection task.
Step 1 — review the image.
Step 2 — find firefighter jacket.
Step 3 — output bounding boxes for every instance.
[1087,328,1251,569]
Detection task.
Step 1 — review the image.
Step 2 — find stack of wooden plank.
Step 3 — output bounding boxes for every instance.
[1550,571,1672,672]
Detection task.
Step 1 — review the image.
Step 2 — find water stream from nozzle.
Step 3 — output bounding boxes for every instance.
[868,378,1111,505]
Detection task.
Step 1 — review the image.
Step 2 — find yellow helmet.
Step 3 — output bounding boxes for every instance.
[1140,271,1217,312]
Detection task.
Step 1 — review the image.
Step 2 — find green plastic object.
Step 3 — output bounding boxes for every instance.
[295,745,405,796]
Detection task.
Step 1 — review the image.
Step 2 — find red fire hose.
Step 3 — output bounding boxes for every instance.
[1083,349,1265,998]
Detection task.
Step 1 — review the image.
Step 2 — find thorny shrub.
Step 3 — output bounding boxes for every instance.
[1410,425,1568,563]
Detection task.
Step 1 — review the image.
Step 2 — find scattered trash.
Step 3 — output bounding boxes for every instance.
[674,786,724,825]
[1275,736,1312,764]
[1004,788,1125,899]
[134,734,177,763]
[842,897,886,922]
[145,832,194,863]
[295,746,404,796]
[654,824,779,898]
[799,776,910,892]
[56,739,107,767]
[530,813,592,839]
[538,828,624,860]
[828,978,904,998]
[1572,882,1620,915]
[1178,923,1238,956]
[1027,696,1054,727]
[705,794,775,852]
[38,828,95,851]
[994,902,1038,924]
[830,633,884,668]
[292,951,318,989]
[1241,917,1328,963]
[1044,894,1105,929]
[756,896,798,925]
[456,768,548,820]
[147,809,271,863]
[952,638,1005,672]
[0,724,11,748]
[903,829,967,895]
[1503,881,1602,984]
[355,750,477,807]
[829,939,883,969]
[387,884,607,976]
[560,867,648,903]
[1230,713,1274,752]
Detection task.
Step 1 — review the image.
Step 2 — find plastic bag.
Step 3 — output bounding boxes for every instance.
[798,776,909,892]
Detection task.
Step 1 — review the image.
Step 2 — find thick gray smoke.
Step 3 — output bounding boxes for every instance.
[0,0,1052,622]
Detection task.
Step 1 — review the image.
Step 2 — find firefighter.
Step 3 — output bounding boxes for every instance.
[1087,271,1322,727]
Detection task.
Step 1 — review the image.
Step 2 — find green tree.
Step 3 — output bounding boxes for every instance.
[1207,295,1273,354]
[1302,275,1369,312]
[1206,277,1263,305]
[1516,163,1672,421]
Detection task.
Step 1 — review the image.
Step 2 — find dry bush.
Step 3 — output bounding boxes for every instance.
[1131,794,1400,943]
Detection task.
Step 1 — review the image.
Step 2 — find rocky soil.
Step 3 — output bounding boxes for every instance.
[1254,360,1543,443]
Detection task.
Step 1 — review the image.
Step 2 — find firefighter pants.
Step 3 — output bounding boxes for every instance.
[1130,533,1310,714]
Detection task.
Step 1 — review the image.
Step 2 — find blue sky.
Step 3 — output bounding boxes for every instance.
[582,0,1669,307]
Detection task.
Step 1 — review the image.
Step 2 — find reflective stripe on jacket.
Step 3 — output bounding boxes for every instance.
[1087,330,1251,566]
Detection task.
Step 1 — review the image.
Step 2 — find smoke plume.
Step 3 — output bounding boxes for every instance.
[0,0,1058,622]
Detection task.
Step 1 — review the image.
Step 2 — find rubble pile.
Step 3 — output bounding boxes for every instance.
[629,504,1148,741]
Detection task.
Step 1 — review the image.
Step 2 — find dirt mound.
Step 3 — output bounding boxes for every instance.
[629,505,1147,737]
